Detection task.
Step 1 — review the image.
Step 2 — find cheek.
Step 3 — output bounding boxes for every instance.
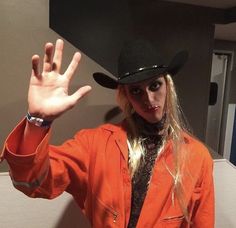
[126,95,143,113]
[160,93,166,106]
[128,97,140,109]
[157,86,167,105]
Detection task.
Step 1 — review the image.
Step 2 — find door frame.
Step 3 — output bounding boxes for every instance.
[212,49,234,156]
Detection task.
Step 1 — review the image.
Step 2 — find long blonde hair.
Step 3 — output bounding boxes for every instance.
[116,74,191,222]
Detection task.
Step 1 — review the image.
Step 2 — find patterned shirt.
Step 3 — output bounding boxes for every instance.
[127,113,165,227]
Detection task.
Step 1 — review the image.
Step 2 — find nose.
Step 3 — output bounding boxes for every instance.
[143,89,155,104]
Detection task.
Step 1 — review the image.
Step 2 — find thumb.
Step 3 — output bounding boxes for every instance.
[69,85,92,104]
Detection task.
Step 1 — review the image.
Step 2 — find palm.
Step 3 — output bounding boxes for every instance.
[29,72,70,118]
[28,39,91,121]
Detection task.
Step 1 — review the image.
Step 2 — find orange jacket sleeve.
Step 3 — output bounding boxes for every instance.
[3,119,92,209]
[191,151,215,228]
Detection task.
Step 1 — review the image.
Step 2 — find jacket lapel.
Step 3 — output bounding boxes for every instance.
[102,123,129,162]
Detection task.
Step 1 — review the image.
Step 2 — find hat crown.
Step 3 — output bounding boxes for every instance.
[118,40,164,78]
[93,39,188,89]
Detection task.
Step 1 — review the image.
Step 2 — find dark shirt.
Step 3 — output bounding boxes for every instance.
[127,114,164,228]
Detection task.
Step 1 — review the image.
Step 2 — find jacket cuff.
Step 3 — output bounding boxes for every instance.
[3,118,51,165]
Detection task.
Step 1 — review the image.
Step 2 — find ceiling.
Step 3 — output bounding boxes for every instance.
[164,0,236,41]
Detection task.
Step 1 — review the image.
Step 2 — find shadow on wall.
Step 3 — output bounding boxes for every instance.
[51,104,123,145]
[104,106,122,122]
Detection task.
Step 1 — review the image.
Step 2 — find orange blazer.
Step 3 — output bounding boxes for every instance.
[3,119,214,227]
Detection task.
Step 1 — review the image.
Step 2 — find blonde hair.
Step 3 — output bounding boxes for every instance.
[116,74,191,222]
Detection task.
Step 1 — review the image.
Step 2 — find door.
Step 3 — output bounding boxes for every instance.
[206,53,228,153]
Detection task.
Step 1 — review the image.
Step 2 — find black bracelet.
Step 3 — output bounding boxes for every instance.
[26,112,52,128]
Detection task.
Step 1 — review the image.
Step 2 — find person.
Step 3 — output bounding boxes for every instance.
[1,39,214,227]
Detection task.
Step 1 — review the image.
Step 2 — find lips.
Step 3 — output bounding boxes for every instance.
[144,105,160,112]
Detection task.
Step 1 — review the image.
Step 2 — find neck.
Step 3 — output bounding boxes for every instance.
[132,112,166,137]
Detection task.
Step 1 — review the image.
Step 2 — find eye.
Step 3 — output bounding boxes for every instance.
[149,81,162,91]
[129,87,142,96]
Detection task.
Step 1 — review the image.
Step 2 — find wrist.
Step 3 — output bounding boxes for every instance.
[26,112,52,128]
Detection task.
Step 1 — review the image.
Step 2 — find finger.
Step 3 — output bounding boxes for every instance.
[52,39,64,73]
[69,85,92,105]
[43,42,54,73]
[31,55,40,77]
[64,52,81,80]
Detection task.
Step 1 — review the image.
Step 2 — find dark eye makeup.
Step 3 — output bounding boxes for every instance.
[149,80,162,91]
[127,78,163,96]
[129,87,142,95]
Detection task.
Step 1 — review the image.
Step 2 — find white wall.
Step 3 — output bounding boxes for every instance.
[0,0,119,171]
[224,104,236,160]
[0,172,91,228]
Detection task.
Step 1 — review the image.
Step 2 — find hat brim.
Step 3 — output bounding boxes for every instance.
[93,50,188,89]
[93,72,118,89]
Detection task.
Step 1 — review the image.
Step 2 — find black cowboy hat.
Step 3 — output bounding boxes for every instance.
[93,39,188,89]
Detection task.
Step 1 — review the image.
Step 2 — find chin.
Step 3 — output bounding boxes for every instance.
[143,115,162,123]
[136,110,164,123]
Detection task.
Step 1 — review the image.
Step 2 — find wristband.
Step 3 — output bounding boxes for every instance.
[26,112,52,128]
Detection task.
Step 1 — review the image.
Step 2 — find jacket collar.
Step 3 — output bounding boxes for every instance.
[101,122,129,162]
[100,122,191,163]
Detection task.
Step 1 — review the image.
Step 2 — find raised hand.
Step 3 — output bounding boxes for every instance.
[28,39,92,121]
